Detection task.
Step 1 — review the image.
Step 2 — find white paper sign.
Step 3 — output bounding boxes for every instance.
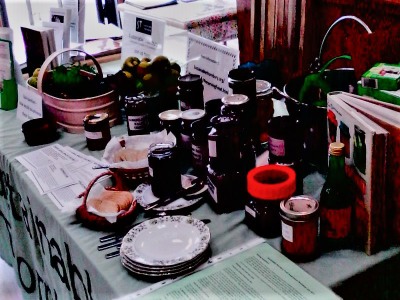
[121,12,165,60]
[186,33,239,101]
[16,84,43,123]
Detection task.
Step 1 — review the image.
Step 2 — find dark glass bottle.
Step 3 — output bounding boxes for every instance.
[320,142,353,251]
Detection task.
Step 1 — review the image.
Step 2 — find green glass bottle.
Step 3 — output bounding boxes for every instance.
[320,142,353,251]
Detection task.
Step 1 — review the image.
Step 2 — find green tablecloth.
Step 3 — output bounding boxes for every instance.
[1,109,399,299]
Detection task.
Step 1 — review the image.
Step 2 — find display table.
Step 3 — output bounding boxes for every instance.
[1,108,400,299]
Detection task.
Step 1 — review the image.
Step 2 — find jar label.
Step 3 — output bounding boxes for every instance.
[128,115,148,131]
[320,207,351,239]
[269,137,285,156]
[85,131,102,140]
[207,176,218,203]
[245,205,256,218]
[192,144,205,165]
[281,221,293,243]
[208,140,216,157]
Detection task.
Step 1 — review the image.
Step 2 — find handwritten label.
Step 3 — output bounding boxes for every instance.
[16,84,43,123]
[186,33,239,101]
[122,12,165,60]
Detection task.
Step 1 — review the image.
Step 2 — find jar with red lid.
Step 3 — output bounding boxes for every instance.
[245,165,296,238]
[280,195,320,262]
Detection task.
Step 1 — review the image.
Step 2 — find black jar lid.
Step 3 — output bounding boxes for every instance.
[178,74,203,87]
[228,68,255,83]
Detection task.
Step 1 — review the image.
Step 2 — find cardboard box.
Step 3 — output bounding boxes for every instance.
[358,82,400,106]
[361,63,400,91]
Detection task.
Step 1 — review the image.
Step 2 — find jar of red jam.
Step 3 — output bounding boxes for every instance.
[245,165,296,238]
[280,195,320,262]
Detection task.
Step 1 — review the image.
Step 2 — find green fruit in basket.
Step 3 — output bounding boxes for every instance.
[28,76,38,88]
[122,56,140,74]
[151,55,171,76]
[32,68,41,78]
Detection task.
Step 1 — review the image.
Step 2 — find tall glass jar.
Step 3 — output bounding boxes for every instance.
[148,142,182,198]
[178,74,204,111]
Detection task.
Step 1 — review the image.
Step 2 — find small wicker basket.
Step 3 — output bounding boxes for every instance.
[75,171,137,231]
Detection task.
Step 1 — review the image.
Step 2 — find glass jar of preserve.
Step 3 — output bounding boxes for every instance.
[228,68,256,105]
[280,195,320,262]
[207,165,246,214]
[267,115,302,165]
[83,113,111,151]
[220,94,251,125]
[142,91,161,132]
[204,98,222,125]
[178,73,204,111]
[191,118,210,179]
[125,95,149,136]
[245,165,296,238]
[255,80,273,150]
[207,115,241,170]
[148,142,182,198]
[180,109,206,161]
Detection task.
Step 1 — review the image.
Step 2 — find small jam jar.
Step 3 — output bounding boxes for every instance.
[148,142,181,198]
[245,165,296,238]
[83,113,111,151]
[280,195,320,262]
[178,73,204,110]
[125,95,149,136]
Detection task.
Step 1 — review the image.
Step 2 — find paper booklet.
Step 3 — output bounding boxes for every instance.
[328,91,400,255]
[125,0,178,10]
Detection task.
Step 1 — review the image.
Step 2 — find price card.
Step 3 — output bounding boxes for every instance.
[16,84,43,123]
[121,12,165,60]
[186,32,239,101]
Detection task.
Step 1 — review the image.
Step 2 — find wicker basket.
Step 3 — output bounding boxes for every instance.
[75,171,138,231]
[36,48,121,134]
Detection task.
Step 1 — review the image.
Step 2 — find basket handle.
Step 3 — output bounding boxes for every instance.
[78,170,126,207]
[37,48,103,94]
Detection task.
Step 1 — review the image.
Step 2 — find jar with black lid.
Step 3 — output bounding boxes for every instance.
[204,98,222,125]
[83,113,111,151]
[178,74,204,111]
[125,95,149,136]
[220,94,251,126]
[148,142,182,198]
[245,165,296,238]
[142,91,162,132]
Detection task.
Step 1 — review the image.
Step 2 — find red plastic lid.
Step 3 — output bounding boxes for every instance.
[247,165,296,200]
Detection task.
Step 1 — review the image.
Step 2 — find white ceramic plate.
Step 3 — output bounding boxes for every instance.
[120,216,211,266]
[134,175,207,211]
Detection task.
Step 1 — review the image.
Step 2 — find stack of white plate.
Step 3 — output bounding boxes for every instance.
[120,215,211,278]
